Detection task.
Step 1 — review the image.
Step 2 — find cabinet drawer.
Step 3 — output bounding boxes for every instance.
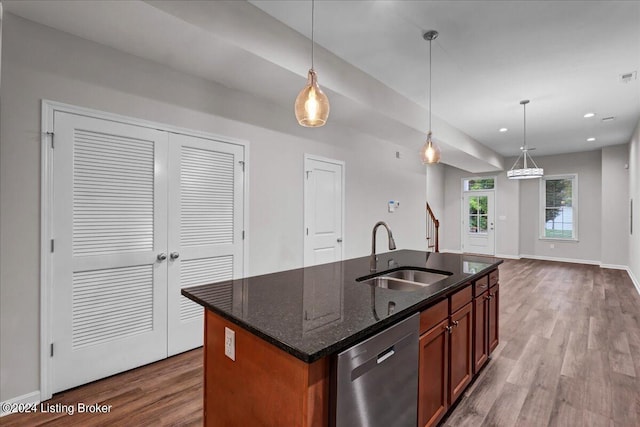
[420,299,448,335]
[473,276,489,297]
[489,269,499,287]
[450,284,472,313]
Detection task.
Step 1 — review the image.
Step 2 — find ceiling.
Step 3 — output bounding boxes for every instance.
[251,0,640,157]
[4,0,640,170]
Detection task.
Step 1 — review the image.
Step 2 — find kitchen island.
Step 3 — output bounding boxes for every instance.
[183,250,502,427]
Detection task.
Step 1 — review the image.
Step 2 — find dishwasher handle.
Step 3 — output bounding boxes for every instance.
[377,346,395,364]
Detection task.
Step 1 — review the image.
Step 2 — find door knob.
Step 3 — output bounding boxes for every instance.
[170,252,180,260]
[337,238,343,243]
[157,253,167,261]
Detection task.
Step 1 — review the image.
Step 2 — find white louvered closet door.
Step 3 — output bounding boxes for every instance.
[167,133,244,356]
[51,112,169,393]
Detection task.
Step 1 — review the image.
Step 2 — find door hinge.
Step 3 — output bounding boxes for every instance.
[306,171,312,179]
[238,160,245,172]
[242,230,245,240]
[51,239,55,253]
[306,228,309,236]
[50,343,54,357]
[46,131,55,148]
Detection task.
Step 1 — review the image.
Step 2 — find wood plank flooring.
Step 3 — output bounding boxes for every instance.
[1,348,203,426]
[3,259,639,426]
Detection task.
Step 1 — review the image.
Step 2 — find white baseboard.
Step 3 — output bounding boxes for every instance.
[627,267,640,296]
[1,391,41,417]
[600,263,628,270]
[518,254,601,266]
[495,253,521,260]
[440,249,463,254]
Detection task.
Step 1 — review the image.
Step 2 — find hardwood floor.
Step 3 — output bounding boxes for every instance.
[3,259,639,426]
[2,348,203,426]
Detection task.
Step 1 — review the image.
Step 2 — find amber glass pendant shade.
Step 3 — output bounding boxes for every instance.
[295,69,330,127]
[421,132,441,164]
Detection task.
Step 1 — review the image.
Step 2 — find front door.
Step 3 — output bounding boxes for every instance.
[303,156,344,267]
[462,191,495,255]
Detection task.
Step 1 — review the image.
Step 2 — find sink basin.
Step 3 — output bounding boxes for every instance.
[359,268,451,292]
[383,269,450,284]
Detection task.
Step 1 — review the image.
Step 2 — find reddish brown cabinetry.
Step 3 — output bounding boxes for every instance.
[488,283,499,353]
[419,270,500,427]
[418,285,473,427]
[418,317,449,427]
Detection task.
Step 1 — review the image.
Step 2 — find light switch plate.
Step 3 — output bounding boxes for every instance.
[224,327,235,361]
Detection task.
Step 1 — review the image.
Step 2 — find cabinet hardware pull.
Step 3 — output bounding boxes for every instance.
[453,320,459,327]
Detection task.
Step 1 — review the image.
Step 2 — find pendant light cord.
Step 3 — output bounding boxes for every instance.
[523,102,526,150]
[428,37,432,133]
[311,0,315,70]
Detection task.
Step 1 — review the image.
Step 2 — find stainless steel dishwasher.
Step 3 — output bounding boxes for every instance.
[333,313,419,427]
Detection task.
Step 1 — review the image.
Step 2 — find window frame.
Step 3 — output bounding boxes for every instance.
[462,176,496,192]
[539,174,578,241]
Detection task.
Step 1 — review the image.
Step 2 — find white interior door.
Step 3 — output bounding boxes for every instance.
[51,112,168,393]
[304,156,344,267]
[462,191,495,255]
[167,133,245,356]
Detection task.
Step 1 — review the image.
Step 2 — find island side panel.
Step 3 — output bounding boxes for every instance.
[204,309,329,427]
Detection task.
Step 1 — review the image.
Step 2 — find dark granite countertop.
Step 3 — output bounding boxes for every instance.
[182,250,502,363]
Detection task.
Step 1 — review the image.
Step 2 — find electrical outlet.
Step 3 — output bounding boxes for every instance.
[224,327,235,361]
[550,243,555,249]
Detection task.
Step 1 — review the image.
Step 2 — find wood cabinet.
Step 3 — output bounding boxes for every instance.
[473,289,489,373]
[488,283,499,353]
[448,301,473,404]
[418,285,473,427]
[472,274,490,374]
[418,318,449,427]
[419,269,500,426]
[203,310,329,427]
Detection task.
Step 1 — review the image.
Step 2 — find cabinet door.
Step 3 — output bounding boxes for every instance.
[489,285,500,353]
[449,302,473,405]
[418,318,449,427]
[473,291,489,374]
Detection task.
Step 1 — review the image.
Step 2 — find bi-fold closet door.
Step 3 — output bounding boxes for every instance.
[51,111,244,393]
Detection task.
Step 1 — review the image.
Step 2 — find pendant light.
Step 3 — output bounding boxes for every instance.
[294,0,330,127]
[507,100,544,179]
[420,30,441,164]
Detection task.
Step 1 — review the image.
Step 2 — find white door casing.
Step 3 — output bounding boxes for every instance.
[462,191,495,256]
[303,156,345,267]
[167,133,245,356]
[51,112,169,393]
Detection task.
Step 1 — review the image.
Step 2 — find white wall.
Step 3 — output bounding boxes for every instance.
[0,14,428,402]
[601,145,630,268]
[519,150,602,263]
[629,119,640,286]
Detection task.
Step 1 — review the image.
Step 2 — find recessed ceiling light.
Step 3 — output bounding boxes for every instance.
[587,137,596,142]
[499,128,508,132]
[583,112,595,118]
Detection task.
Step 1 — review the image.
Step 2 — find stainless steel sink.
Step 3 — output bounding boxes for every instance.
[383,269,450,284]
[359,268,451,292]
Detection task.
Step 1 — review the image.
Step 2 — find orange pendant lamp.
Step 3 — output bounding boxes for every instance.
[420,30,441,164]
[295,0,330,127]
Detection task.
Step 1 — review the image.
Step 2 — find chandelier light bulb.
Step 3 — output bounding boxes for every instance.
[295,69,330,127]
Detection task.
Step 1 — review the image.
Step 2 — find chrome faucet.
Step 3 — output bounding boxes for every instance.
[370,221,397,271]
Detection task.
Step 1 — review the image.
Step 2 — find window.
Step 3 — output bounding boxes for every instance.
[463,177,494,191]
[468,195,488,234]
[540,175,577,240]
